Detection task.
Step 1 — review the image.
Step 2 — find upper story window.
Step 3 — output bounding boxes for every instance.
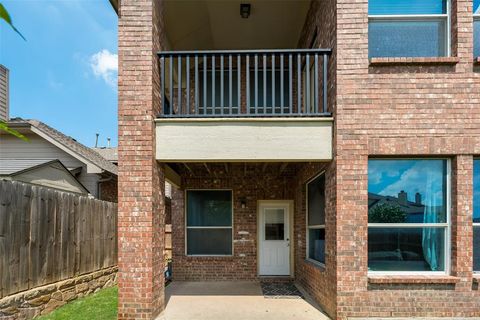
[368,159,450,274]
[186,190,233,256]
[473,160,480,272]
[368,0,450,58]
[474,0,480,57]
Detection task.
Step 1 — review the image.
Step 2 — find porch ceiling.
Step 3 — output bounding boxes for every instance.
[163,0,311,50]
[165,162,329,180]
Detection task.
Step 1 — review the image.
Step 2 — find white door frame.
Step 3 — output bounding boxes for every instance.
[257,200,294,276]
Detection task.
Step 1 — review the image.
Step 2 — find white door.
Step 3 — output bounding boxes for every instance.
[258,202,290,276]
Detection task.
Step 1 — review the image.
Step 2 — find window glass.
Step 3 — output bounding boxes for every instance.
[369,20,447,58]
[475,0,480,14]
[307,172,326,264]
[475,19,480,57]
[308,229,325,264]
[368,159,449,273]
[186,190,233,256]
[265,209,285,240]
[187,229,232,255]
[474,160,480,271]
[187,190,232,227]
[368,159,447,224]
[369,0,447,15]
[308,173,325,226]
[368,0,449,58]
[369,227,445,272]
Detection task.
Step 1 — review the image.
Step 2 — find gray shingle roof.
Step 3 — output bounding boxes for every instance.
[92,147,118,162]
[7,118,118,175]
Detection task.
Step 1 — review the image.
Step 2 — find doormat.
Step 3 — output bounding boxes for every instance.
[260,282,304,299]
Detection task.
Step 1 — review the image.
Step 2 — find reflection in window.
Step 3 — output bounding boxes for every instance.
[186,190,232,255]
[368,159,449,272]
[475,0,480,57]
[368,0,449,58]
[307,172,326,264]
[474,160,480,271]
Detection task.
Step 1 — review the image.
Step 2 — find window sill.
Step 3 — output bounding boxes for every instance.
[368,275,461,284]
[305,258,326,271]
[369,57,459,66]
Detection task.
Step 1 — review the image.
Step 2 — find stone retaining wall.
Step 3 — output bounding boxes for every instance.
[0,266,117,319]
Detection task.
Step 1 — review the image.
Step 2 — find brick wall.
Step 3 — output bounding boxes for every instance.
[117,0,167,319]
[171,164,297,281]
[294,2,338,318]
[293,162,336,318]
[332,0,480,318]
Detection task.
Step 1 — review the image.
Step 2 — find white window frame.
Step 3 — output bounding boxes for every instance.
[185,189,234,257]
[473,159,480,273]
[367,158,451,276]
[474,2,480,58]
[368,0,451,57]
[306,171,326,268]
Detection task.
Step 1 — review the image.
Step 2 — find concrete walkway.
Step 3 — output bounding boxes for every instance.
[157,281,331,320]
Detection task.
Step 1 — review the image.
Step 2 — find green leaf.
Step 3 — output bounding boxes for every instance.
[0,121,29,142]
[0,3,26,41]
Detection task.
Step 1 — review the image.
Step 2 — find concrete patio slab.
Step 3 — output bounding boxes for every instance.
[157,281,331,320]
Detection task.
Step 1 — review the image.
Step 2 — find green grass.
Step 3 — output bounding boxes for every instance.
[38,286,118,320]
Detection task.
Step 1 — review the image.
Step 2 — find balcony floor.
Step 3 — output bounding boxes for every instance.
[157,281,330,320]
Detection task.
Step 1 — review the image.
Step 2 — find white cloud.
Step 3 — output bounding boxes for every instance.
[90,49,118,88]
[378,161,445,204]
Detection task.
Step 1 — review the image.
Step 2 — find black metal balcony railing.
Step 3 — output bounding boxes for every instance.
[157,49,332,118]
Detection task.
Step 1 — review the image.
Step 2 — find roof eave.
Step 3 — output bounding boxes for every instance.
[109,0,119,15]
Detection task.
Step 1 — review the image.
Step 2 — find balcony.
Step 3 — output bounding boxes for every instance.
[158,49,331,118]
[155,49,333,162]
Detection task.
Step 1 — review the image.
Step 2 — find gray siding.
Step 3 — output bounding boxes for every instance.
[0,134,100,196]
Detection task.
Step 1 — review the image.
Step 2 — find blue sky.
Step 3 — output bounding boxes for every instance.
[368,159,446,207]
[1,0,118,147]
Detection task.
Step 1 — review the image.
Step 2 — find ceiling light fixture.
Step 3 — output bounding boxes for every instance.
[240,3,251,19]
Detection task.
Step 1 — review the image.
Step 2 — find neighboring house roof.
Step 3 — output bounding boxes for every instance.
[0,159,89,194]
[6,118,118,175]
[93,147,118,163]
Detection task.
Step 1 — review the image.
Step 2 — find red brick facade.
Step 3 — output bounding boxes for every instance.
[118,0,167,319]
[332,0,480,317]
[171,164,297,281]
[117,0,480,319]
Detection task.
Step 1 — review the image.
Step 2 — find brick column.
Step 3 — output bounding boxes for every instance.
[451,155,474,290]
[118,0,166,319]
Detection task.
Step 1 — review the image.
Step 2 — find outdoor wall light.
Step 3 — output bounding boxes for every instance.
[240,198,247,208]
[240,4,251,19]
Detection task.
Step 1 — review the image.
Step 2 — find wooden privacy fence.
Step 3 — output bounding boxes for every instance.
[0,180,117,298]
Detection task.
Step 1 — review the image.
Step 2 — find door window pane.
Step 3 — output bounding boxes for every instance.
[368,227,446,272]
[187,190,232,227]
[308,228,325,264]
[368,159,447,224]
[265,209,285,240]
[369,0,447,15]
[187,229,232,255]
[369,20,447,58]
